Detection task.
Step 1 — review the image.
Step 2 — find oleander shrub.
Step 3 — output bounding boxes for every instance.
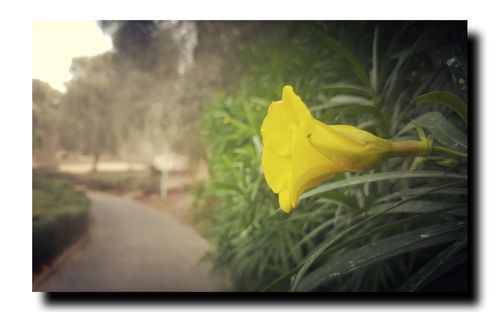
[194,21,468,292]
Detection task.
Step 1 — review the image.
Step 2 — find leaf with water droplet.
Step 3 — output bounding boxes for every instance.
[294,222,466,292]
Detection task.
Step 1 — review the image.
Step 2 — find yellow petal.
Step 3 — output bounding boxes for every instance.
[261,101,288,135]
[278,187,292,213]
[261,100,292,156]
[261,145,290,193]
[281,85,313,126]
[327,124,389,146]
[289,124,341,206]
[309,121,391,171]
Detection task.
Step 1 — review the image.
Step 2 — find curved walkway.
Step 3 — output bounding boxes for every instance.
[37,192,227,292]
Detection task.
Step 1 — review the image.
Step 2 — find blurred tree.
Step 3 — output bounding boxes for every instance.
[34,22,280,171]
[95,21,271,166]
[32,79,62,169]
[61,53,119,172]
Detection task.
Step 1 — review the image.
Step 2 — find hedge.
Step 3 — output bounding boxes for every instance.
[33,178,91,271]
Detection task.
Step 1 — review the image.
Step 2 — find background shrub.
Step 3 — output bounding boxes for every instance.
[33,169,158,195]
[33,178,91,271]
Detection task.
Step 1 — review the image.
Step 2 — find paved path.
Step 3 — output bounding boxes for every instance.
[37,192,227,292]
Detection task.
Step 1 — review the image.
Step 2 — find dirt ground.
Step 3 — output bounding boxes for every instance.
[133,190,195,228]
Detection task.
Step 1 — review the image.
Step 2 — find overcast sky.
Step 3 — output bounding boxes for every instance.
[32,21,113,92]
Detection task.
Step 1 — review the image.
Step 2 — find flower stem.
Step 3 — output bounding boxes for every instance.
[389,140,467,160]
[389,140,429,157]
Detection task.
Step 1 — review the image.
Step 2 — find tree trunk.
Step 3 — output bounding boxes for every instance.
[92,152,100,173]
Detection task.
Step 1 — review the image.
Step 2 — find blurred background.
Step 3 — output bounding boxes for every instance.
[32,21,468,292]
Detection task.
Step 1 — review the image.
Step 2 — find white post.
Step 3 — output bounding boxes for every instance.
[160,169,168,199]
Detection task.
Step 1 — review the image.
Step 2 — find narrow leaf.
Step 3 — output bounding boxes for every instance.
[295,222,466,291]
[309,95,375,112]
[370,26,379,94]
[368,200,466,214]
[321,83,371,97]
[292,182,464,290]
[413,111,467,152]
[264,198,461,292]
[397,239,467,291]
[301,171,467,200]
[374,186,466,205]
[411,91,467,121]
[321,34,371,89]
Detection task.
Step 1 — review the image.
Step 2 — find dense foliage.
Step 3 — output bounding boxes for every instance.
[195,21,468,291]
[33,177,91,271]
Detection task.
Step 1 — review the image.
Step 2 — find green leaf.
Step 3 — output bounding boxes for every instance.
[291,219,336,255]
[321,34,371,90]
[291,182,464,291]
[430,156,461,168]
[321,83,371,97]
[413,111,467,152]
[374,186,466,205]
[301,171,467,200]
[397,239,467,291]
[309,95,375,112]
[411,91,467,122]
[381,42,422,106]
[370,26,379,94]
[264,199,462,292]
[212,181,242,194]
[335,105,384,122]
[368,200,466,214]
[295,222,466,291]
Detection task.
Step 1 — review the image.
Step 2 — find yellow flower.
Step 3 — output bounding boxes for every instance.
[223,114,232,124]
[260,85,429,213]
